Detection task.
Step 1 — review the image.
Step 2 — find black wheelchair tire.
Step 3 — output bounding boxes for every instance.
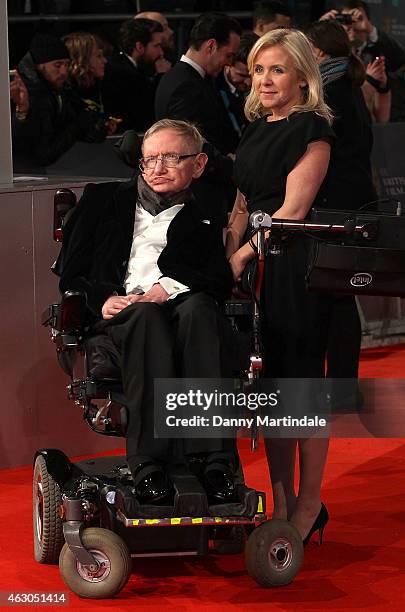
[245,519,304,587]
[59,528,131,599]
[33,455,64,564]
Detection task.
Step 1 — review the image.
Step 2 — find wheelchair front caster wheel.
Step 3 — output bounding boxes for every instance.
[33,455,64,564]
[59,528,131,598]
[245,519,304,587]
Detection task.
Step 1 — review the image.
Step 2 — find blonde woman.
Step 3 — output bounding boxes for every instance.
[227,28,334,545]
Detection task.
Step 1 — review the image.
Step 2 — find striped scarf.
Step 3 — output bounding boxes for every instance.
[320,56,349,86]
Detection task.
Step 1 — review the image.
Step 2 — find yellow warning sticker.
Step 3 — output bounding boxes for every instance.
[171,518,181,525]
[132,519,140,526]
[257,496,263,513]
[145,519,159,525]
[191,518,203,524]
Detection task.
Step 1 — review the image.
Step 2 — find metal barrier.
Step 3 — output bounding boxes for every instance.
[8,12,253,23]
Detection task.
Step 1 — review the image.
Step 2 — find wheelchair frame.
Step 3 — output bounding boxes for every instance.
[36,189,382,598]
[34,189,308,599]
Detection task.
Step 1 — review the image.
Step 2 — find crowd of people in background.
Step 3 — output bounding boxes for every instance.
[8,0,405,171]
[7,0,405,547]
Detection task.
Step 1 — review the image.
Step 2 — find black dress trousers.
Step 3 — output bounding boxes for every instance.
[93,292,235,473]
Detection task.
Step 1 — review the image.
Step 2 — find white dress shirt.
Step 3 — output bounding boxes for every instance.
[125,53,137,69]
[124,202,189,298]
[180,54,205,79]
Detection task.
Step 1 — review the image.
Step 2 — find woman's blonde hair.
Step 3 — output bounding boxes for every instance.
[245,28,333,124]
[64,32,102,89]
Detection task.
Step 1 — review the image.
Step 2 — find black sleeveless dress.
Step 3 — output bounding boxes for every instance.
[234,111,335,378]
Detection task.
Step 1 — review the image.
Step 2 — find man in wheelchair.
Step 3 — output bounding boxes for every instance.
[54,119,238,506]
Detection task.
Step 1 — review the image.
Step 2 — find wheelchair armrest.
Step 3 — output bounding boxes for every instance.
[56,291,87,333]
[53,188,77,242]
[41,303,59,328]
[42,291,88,351]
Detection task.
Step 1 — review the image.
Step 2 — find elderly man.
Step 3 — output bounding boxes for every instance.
[56,119,236,505]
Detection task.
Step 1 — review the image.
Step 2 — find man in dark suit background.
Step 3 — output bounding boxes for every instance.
[102,18,164,132]
[216,31,259,140]
[252,1,292,37]
[155,13,242,156]
[56,119,237,505]
[135,10,177,68]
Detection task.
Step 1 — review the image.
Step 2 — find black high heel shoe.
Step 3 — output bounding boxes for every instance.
[303,503,329,546]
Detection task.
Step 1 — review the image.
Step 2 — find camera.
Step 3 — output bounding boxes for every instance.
[335,13,353,25]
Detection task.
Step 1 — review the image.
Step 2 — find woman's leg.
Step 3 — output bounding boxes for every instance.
[264,436,329,537]
[290,437,329,539]
[262,241,331,535]
[264,437,297,520]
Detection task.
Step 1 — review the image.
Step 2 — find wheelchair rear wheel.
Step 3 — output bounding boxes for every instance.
[245,519,304,586]
[59,528,131,598]
[33,455,64,563]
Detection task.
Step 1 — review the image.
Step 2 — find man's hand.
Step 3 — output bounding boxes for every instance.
[102,295,133,319]
[155,58,171,74]
[351,8,373,34]
[10,73,29,117]
[129,284,169,304]
[319,9,339,21]
[105,117,122,135]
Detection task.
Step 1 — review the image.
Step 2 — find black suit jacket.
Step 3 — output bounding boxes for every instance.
[14,53,82,168]
[102,52,156,132]
[55,180,233,322]
[319,75,376,210]
[361,29,405,74]
[155,61,239,155]
[216,71,247,135]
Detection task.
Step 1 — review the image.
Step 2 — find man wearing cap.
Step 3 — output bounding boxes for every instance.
[12,33,98,170]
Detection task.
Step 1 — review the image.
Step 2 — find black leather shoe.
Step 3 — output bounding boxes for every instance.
[203,460,237,504]
[132,462,173,504]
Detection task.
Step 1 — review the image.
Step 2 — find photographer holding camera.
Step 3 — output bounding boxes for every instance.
[321,1,405,73]
[320,1,405,121]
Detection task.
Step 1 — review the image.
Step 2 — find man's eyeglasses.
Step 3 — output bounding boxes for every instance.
[139,153,199,171]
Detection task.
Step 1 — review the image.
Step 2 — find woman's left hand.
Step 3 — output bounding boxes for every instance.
[366,56,387,86]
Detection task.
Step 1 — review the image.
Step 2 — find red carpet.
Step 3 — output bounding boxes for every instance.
[1,345,405,611]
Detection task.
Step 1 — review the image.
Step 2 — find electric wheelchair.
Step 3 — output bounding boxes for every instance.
[34,187,305,599]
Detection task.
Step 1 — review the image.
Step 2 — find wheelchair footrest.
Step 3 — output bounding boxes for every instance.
[114,476,265,521]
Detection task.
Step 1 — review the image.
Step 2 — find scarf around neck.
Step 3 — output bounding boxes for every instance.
[137,174,192,216]
[320,56,349,86]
